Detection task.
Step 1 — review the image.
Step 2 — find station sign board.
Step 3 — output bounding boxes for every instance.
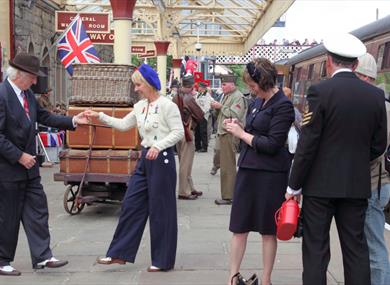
[132,46,146,54]
[55,11,110,33]
[88,30,115,44]
[139,50,156,58]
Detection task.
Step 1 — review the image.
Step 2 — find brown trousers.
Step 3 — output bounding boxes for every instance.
[176,134,196,196]
[213,136,220,169]
[219,134,237,200]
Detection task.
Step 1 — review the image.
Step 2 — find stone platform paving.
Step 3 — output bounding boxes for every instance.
[3,137,390,285]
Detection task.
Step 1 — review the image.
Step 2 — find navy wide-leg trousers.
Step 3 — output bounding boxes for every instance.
[107,147,178,269]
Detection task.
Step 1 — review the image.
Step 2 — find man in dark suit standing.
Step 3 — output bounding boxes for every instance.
[0,53,88,276]
[285,34,387,285]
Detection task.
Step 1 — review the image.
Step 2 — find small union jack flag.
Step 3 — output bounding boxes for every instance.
[57,15,100,75]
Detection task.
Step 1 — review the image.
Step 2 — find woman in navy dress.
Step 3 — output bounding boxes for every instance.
[225,58,295,285]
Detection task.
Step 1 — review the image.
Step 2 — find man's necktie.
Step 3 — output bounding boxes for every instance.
[22,91,30,119]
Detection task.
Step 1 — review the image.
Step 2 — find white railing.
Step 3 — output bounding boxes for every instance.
[215,44,314,64]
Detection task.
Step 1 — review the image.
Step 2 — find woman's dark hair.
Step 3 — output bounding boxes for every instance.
[243,58,277,92]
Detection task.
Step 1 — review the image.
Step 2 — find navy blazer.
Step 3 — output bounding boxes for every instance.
[0,79,74,182]
[289,72,387,198]
[237,90,295,172]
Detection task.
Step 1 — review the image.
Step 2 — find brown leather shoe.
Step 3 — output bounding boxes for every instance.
[45,260,68,268]
[96,257,126,265]
[178,194,198,200]
[191,190,203,197]
[0,266,21,276]
[33,258,68,269]
[214,198,232,205]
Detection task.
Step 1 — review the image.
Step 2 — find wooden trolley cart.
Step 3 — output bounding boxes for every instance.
[54,149,140,215]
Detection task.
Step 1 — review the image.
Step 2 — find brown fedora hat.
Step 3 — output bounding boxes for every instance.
[9,52,47,77]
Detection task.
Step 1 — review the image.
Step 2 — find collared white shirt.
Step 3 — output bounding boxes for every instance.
[7,77,78,127]
[7,77,25,108]
[331,68,352,77]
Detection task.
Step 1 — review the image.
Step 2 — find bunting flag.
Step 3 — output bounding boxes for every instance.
[39,131,64,147]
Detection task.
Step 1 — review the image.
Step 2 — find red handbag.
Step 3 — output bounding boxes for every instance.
[275,198,300,241]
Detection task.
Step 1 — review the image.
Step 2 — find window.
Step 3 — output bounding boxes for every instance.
[276,74,284,88]
[28,42,34,54]
[320,61,327,78]
[295,67,302,81]
[308,64,314,80]
[380,42,390,69]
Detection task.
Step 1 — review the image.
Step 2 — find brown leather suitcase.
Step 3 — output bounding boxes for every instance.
[59,149,140,175]
[67,106,140,149]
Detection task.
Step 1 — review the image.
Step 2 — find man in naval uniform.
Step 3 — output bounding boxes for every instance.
[285,34,387,285]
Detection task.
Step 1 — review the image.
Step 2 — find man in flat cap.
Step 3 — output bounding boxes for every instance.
[195,81,213,152]
[37,87,54,113]
[172,75,204,200]
[211,74,247,205]
[356,53,390,285]
[0,53,88,276]
[285,34,387,285]
[167,79,179,100]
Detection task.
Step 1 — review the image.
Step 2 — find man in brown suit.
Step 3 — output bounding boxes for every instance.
[172,75,204,200]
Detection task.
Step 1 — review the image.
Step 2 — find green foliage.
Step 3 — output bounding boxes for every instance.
[227,64,248,93]
[131,55,158,68]
[377,71,390,94]
[131,55,141,66]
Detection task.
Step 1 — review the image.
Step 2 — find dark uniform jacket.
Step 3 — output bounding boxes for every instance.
[0,79,74,182]
[238,90,294,172]
[289,71,387,198]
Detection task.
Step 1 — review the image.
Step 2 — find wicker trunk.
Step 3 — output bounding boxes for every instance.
[67,106,140,149]
[70,64,138,106]
[59,149,140,175]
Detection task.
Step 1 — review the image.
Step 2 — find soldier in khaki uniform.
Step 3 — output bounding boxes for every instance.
[37,88,54,112]
[172,75,204,200]
[211,75,247,205]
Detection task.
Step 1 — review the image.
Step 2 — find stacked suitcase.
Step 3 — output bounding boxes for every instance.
[59,63,140,176]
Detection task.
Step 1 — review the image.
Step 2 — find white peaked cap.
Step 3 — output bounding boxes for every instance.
[324,33,366,58]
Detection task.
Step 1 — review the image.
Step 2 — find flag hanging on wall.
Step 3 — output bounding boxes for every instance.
[57,15,100,75]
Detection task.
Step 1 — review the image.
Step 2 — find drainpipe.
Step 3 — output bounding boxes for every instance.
[0,41,2,81]
[9,0,15,59]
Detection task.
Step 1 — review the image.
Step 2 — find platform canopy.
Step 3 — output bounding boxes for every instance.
[61,0,294,57]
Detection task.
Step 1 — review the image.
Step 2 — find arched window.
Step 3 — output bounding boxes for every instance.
[42,47,50,67]
[28,42,34,54]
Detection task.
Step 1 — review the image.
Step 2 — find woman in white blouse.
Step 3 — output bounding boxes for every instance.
[85,64,184,272]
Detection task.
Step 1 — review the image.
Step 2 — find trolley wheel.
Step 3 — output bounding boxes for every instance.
[63,185,85,215]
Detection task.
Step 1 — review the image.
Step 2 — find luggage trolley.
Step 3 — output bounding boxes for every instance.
[54,172,133,215]
[54,123,140,215]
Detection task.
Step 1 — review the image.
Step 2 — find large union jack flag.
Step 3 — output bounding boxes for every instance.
[57,15,100,75]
